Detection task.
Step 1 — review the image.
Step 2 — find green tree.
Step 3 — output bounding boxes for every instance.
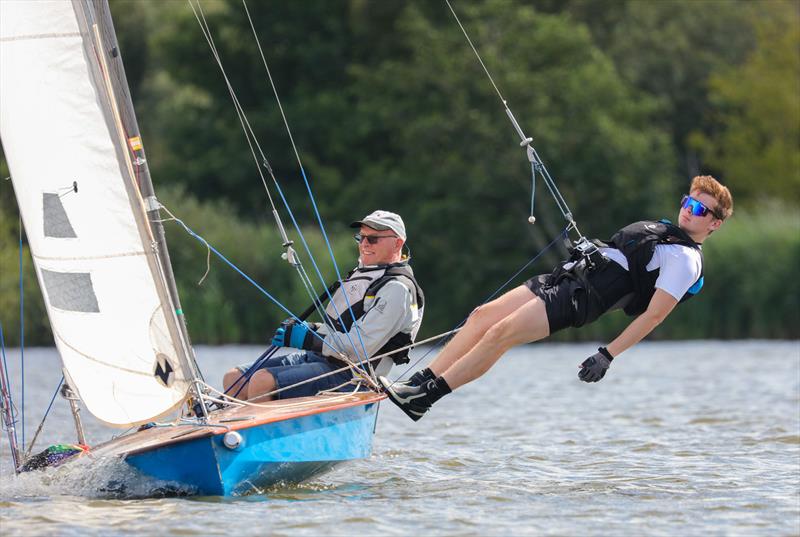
[546,0,756,185]
[689,1,800,204]
[0,183,51,347]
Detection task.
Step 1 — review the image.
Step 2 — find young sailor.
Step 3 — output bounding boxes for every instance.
[224,210,424,400]
[380,175,733,421]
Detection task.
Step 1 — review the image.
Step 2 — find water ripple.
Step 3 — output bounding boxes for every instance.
[0,342,798,536]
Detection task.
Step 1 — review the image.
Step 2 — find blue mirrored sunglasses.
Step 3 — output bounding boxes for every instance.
[681,195,720,219]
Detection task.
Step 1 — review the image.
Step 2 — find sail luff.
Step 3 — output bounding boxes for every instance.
[70,0,203,411]
[82,6,202,386]
[91,2,203,385]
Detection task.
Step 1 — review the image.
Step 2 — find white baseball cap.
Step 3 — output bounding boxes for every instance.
[350,210,406,241]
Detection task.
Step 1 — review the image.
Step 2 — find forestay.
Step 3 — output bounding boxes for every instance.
[0,0,194,426]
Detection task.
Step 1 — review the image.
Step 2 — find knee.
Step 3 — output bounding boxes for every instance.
[223,368,242,390]
[483,318,521,348]
[467,304,493,328]
[249,370,276,399]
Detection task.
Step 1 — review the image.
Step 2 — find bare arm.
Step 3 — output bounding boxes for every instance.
[606,289,679,357]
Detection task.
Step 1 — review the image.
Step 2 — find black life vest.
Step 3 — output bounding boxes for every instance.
[324,261,424,365]
[605,220,704,316]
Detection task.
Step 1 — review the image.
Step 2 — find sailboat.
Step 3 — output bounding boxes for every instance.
[0,0,383,496]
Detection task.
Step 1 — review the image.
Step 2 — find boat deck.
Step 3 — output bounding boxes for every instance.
[90,391,385,457]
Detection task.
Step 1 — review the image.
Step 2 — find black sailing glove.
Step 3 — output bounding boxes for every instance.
[578,347,614,383]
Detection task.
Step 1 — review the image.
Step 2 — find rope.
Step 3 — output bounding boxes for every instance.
[201,380,365,411]
[205,327,461,405]
[223,345,279,399]
[158,204,352,361]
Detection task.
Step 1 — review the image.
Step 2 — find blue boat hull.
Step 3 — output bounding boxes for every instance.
[122,396,380,496]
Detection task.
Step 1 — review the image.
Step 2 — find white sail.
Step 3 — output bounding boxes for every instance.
[0,0,193,426]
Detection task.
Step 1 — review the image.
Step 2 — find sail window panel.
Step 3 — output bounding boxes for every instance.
[42,192,77,238]
[41,269,99,312]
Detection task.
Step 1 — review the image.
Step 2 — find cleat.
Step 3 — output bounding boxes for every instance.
[378,376,431,422]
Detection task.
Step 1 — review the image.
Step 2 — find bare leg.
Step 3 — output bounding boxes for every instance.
[223,368,250,399]
[246,369,278,401]
[441,296,550,390]
[429,285,537,375]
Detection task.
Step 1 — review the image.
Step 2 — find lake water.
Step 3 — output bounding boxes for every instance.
[1,341,798,536]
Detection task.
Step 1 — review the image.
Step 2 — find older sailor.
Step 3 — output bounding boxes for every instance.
[223,210,424,400]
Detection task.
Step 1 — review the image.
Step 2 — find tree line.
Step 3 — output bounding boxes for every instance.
[1,0,798,345]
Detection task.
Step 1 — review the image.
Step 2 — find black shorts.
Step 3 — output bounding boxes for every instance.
[525,260,633,333]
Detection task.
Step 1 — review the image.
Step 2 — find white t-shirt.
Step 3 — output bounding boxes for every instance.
[599,245,702,301]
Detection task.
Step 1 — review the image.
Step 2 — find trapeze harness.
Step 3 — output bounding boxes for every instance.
[548,220,704,317]
[322,260,425,365]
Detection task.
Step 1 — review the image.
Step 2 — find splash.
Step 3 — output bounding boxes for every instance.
[1,451,197,499]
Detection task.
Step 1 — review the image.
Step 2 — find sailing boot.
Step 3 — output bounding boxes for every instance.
[378,375,452,422]
[407,367,436,387]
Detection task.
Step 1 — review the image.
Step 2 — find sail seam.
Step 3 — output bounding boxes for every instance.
[53,328,188,379]
[33,250,149,261]
[0,32,81,42]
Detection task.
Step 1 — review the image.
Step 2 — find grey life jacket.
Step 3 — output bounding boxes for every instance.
[324,261,424,365]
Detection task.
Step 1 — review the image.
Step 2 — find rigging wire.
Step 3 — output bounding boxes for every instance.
[189,0,371,362]
[187,0,349,355]
[211,326,463,404]
[380,3,605,386]
[444,0,582,238]
[22,375,64,460]
[18,217,25,451]
[156,205,350,361]
[240,0,374,372]
[0,322,21,472]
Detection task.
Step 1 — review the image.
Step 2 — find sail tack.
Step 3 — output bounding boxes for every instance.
[0,0,192,426]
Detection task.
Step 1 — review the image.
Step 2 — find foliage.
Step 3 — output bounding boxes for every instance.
[688,1,800,204]
[0,188,52,347]
[1,0,798,344]
[552,0,757,180]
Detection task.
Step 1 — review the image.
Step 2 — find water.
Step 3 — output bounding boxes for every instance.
[1,341,798,536]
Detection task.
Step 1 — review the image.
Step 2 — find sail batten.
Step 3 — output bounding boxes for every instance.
[0,0,194,426]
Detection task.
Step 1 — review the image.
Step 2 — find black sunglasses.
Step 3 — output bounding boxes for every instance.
[354,233,397,245]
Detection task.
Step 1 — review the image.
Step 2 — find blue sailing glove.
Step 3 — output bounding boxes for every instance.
[578,347,614,383]
[272,320,322,352]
